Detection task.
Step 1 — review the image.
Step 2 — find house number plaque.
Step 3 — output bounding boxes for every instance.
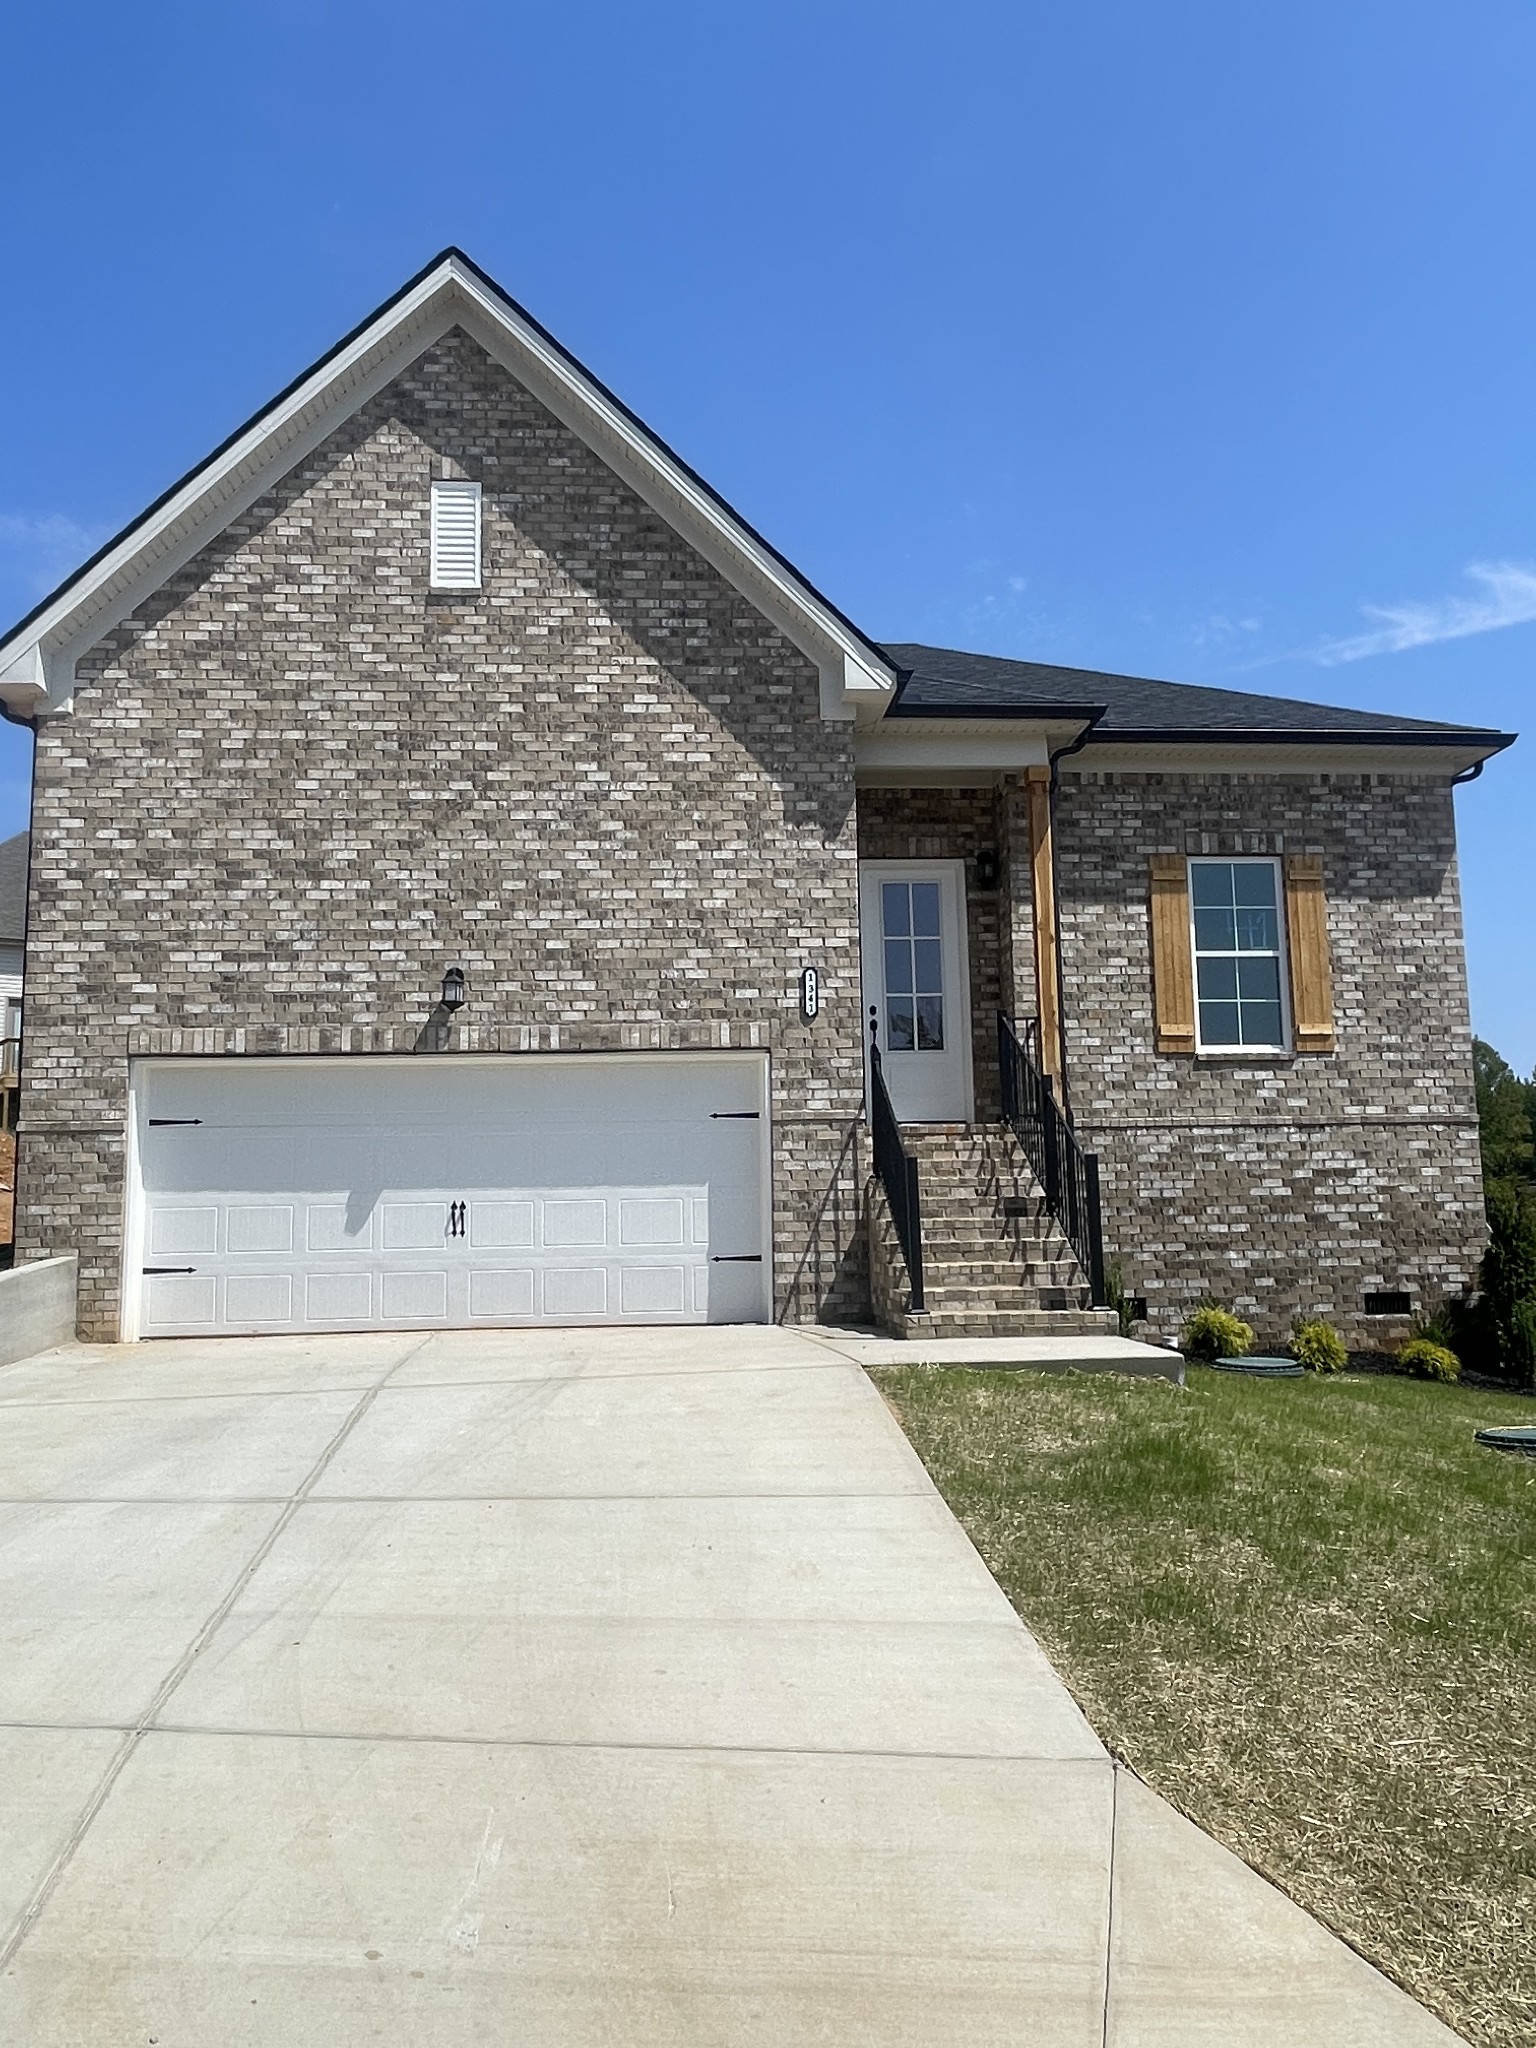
[798,966,820,1022]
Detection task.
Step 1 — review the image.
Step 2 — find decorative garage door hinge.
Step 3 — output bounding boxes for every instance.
[710,1254,764,1263]
[709,1111,761,1119]
[142,1266,196,1275]
[148,1118,203,1127]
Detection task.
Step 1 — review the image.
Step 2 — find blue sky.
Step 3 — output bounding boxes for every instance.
[2,1,1531,1063]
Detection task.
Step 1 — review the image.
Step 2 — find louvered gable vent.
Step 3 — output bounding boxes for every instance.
[430,479,482,589]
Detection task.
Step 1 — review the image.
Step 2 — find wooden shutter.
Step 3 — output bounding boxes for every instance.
[1284,854,1335,1052]
[1148,855,1196,1053]
[430,479,482,590]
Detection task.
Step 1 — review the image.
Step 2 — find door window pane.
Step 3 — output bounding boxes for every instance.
[1188,859,1287,1050]
[886,999,916,1051]
[910,883,941,936]
[879,879,947,1053]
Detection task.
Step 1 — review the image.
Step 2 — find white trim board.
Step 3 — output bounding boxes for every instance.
[0,253,898,726]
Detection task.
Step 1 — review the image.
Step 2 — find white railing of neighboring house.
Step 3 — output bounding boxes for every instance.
[0,1035,19,1133]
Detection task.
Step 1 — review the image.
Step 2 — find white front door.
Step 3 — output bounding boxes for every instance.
[127,1052,771,1338]
[859,860,973,1123]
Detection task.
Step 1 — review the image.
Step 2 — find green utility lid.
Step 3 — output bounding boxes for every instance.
[1209,1355,1305,1378]
[1474,1426,1536,1456]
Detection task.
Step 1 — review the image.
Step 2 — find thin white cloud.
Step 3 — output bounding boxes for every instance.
[1192,612,1262,651]
[0,513,106,600]
[1315,560,1536,665]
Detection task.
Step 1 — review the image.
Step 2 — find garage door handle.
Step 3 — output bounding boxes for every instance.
[709,1111,761,1120]
[143,1266,197,1275]
[711,1254,763,1263]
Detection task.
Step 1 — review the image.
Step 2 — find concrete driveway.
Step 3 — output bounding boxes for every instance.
[0,1324,1460,2045]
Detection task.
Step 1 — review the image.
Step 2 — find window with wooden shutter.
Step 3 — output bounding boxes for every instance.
[1283,854,1335,1052]
[1148,854,1196,1053]
[430,479,482,590]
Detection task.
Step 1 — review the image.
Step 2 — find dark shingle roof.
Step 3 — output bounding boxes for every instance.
[0,832,26,945]
[881,643,1516,748]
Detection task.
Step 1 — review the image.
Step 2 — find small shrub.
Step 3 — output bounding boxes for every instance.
[1291,1317,1348,1374]
[1397,1337,1461,1383]
[1182,1303,1256,1363]
[1104,1262,1140,1339]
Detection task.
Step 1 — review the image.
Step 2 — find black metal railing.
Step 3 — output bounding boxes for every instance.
[867,1009,924,1312]
[997,1012,1107,1306]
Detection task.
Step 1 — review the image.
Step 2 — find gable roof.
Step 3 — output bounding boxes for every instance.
[882,643,1517,754]
[0,832,27,947]
[0,250,898,724]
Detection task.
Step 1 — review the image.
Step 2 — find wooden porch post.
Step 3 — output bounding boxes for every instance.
[1024,765,1063,1087]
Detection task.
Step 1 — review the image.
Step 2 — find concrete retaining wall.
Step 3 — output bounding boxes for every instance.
[0,1254,78,1366]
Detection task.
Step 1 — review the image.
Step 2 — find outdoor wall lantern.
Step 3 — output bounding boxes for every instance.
[440,966,467,1013]
[974,848,1000,891]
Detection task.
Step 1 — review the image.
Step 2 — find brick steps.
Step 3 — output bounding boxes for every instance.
[869,1120,1105,1340]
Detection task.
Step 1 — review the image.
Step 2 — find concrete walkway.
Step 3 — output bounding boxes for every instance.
[0,1325,1460,2045]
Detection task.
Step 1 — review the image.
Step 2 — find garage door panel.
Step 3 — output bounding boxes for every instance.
[619,1197,687,1248]
[145,1272,218,1327]
[468,1268,536,1319]
[540,1199,607,1248]
[135,1055,769,1338]
[543,1268,607,1318]
[226,1206,295,1255]
[226,1274,294,1324]
[381,1202,450,1252]
[380,1271,449,1322]
[619,1265,688,1315]
[468,1202,535,1250]
[148,1206,220,1257]
[305,1273,374,1323]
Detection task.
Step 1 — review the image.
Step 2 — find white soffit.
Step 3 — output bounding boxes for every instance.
[1070,739,1500,778]
[0,253,898,723]
[854,717,1092,785]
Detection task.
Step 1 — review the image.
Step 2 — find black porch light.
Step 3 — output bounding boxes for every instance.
[440,965,467,1012]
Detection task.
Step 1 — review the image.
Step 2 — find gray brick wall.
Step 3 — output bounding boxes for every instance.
[1048,768,1487,1347]
[17,328,867,1337]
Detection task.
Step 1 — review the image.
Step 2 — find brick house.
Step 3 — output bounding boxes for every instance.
[0,251,1513,1348]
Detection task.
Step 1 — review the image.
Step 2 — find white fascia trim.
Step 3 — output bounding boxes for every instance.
[1069,740,1495,778]
[853,717,1090,786]
[0,255,898,724]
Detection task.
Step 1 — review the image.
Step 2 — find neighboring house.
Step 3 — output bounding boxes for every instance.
[0,251,1513,1347]
[0,829,25,1133]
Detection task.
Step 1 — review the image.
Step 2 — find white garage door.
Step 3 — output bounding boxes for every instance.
[129,1054,770,1339]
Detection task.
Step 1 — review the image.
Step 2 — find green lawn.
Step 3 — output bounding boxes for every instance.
[873,1364,1536,2048]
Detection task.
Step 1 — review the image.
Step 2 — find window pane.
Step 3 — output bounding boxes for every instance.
[1194,906,1237,952]
[1235,906,1279,951]
[915,995,945,1051]
[1197,956,1238,1001]
[881,883,910,937]
[1200,1001,1241,1047]
[1232,862,1277,908]
[1236,955,1281,1002]
[884,940,912,994]
[1191,861,1235,907]
[912,938,943,994]
[910,882,941,937]
[886,999,915,1051]
[1240,1000,1283,1046]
